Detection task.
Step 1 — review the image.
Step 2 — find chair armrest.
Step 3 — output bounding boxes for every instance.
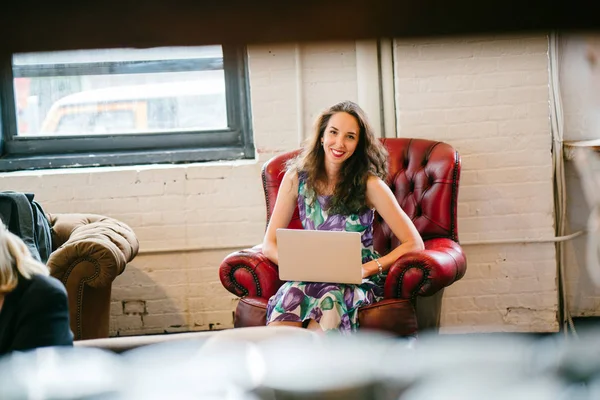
[384,238,467,300]
[219,246,283,300]
[46,213,139,288]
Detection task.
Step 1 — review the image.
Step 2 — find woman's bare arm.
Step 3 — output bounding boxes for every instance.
[363,175,424,277]
[261,169,299,265]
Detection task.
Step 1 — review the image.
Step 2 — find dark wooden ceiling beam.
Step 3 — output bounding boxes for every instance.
[0,0,597,53]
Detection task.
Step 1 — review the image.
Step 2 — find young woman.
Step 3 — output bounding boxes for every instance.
[262,100,424,333]
[0,224,73,355]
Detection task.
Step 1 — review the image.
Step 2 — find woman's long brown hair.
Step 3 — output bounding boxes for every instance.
[288,101,388,215]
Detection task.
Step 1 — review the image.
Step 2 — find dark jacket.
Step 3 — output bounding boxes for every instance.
[0,273,73,356]
[0,191,52,264]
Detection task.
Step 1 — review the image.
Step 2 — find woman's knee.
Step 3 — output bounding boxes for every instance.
[306,319,323,332]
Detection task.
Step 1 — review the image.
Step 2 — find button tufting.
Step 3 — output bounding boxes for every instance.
[415,204,422,217]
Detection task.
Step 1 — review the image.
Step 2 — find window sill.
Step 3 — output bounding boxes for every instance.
[0,146,255,174]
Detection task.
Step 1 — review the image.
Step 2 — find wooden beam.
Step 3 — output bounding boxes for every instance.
[0,0,598,53]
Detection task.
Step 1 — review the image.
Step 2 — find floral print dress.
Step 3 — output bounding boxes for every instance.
[266,172,386,333]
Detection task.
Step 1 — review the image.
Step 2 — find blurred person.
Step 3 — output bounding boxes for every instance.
[0,223,72,355]
[262,100,424,333]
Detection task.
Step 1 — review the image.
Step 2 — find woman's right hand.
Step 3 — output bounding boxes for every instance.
[361,260,379,278]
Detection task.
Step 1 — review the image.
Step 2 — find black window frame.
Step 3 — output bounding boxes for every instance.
[0,45,254,172]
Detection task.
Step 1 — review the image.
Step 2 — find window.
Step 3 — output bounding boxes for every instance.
[0,45,253,171]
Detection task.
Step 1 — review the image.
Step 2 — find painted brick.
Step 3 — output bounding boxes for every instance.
[461,166,552,186]
[133,225,188,242]
[112,285,170,302]
[72,182,164,200]
[191,311,235,330]
[136,195,186,212]
[477,37,549,56]
[142,313,187,330]
[459,213,554,234]
[491,119,550,137]
[110,301,123,317]
[100,198,142,214]
[136,166,186,183]
[33,186,76,202]
[163,180,186,195]
[467,229,555,241]
[88,170,138,186]
[145,299,185,315]
[146,270,190,286]
[459,181,553,202]
[114,315,144,331]
[140,211,189,227]
[39,171,92,188]
[125,254,189,270]
[396,35,556,333]
[0,174,44,190]
[188,296,238,312]
[123,300,146,315]
[454,136,550,156]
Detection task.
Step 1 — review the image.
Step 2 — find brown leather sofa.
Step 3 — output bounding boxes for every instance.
[45,213,139,341]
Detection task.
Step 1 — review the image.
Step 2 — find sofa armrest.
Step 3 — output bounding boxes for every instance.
[46,213,139,288]
[384,238,467,300]
[219,246,283,300]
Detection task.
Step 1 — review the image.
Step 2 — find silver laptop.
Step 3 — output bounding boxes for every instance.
[276,228,363,284]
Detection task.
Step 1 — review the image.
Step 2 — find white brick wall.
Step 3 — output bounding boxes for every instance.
[299,43,358,137]
[0,36,559,335]
[394,35,557,332]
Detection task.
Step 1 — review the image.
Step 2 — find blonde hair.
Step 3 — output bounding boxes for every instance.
[0,223,49,294]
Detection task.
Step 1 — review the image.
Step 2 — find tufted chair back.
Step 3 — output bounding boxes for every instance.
[261,138,461,255]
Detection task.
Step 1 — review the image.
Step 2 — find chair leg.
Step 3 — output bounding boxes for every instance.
[414,288,445,333]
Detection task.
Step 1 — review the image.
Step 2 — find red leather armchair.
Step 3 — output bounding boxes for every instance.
[219,138,467,336]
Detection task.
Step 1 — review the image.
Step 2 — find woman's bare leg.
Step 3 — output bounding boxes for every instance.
[306,319,323,333]
[267,321,303,328]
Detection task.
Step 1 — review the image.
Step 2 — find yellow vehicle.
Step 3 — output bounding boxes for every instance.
[39,80,227,135]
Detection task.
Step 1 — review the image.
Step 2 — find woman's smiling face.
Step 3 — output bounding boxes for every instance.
[321,112,360,166]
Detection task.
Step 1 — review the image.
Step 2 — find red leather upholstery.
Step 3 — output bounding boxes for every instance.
[219,138,467,335]
[219,245,283,300]
[234,297,269,328]
[262,149,303,230]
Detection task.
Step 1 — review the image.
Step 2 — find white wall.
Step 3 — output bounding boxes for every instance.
[0,36,559,335]
[394,35,557,332]
[559,34,600,317]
